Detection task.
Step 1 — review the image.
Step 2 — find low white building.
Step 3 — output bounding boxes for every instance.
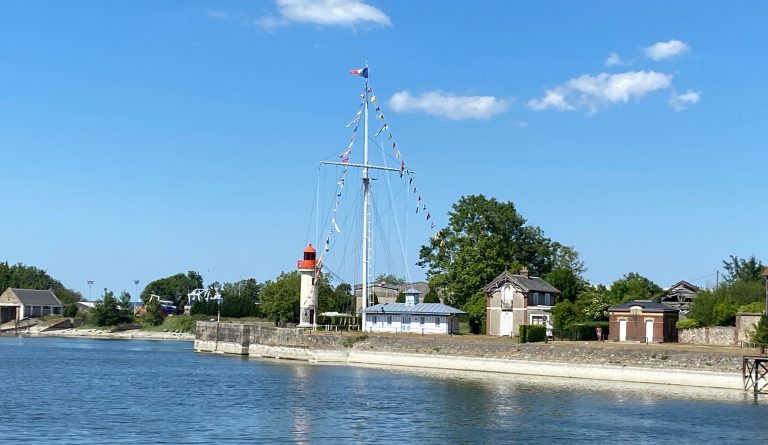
[362,288,465,334]
[0,288,64,324]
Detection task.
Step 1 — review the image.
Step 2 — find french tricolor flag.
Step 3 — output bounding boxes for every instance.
[349,67,368,78]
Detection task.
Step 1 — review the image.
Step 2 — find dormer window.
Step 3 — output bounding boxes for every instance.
[545,293,551,305]
[533,292,540,305]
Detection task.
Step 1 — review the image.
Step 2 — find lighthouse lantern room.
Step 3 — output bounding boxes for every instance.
[297,244,318,328]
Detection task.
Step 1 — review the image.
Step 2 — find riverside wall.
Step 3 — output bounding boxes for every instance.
[194,322,747,389]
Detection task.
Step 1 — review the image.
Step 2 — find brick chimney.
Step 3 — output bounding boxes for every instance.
[519,266,529,277]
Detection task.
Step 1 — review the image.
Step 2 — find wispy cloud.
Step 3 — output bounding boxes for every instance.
[528,71,673,114]
[668,89,701,111]
[389,90,510,120]
[257,0,391,30]
[604,52,623,67]
[206,10,229,20]
[644,39,690,61]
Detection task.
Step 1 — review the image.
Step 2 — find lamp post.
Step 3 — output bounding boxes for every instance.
[86,280,94,301]
[133,280,139,302]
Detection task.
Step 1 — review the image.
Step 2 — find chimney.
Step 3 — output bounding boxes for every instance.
[519,267,529,277]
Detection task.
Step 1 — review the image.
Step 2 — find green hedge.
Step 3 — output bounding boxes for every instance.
[559,322,609,341]
[676,318,700,330]
[519,324,547,343]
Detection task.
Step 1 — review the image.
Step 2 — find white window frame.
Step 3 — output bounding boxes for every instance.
[387,315,392,325]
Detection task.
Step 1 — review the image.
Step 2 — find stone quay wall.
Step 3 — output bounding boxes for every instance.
[195,322,747,373]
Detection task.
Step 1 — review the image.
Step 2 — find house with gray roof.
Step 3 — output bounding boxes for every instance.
[0,288,64,324]
[363,288,464,334]
[484,268,560,337]
[608,300,679,343]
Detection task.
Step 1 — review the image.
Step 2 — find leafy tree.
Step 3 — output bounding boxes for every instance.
[0,261,81,304]
[91,290,133,326]
[737,301,765,314]
[550,243,587,276]
[375,273,405,285]
[141,271,204,307]
[752,315,768,344]
[689,280,765,326]
[419,195,559,308]
[722,255,765,283]
[545,267,586,303]
[63,303,79,318]
[395,292,405,303]
[220,278,262,318]
[422,288,440,303]
[462,291,487,334]
[552,300,579,330]
[575,285,615,321]
[144,297,166,326]
[609,272,662,303]
[260,272,300,325]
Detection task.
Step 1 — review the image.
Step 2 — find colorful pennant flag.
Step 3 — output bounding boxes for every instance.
[350,67,369,78]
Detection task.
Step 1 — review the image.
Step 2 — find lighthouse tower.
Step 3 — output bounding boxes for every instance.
[297,244,318,328]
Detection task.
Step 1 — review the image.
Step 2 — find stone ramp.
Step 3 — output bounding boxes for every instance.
[28,318,77,333]
[0,318,38,332]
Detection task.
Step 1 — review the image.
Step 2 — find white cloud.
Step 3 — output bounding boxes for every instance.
[528,70,673,114]
[389,90,510,120]
[668,89,701,111]
[605,52,623,67]
[268,0,391,28]
[644,39,690,61]
[206,10,229,20]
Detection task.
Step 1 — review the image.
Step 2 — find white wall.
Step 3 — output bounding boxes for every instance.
[364,313,459,334]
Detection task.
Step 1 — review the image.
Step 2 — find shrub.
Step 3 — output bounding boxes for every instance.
[526,324,546,343]
[422,289,440,303]
[63,303,78,318]
[519,324,528,341]
[676,318,700,330]
[737,301,765,314]
[561,322,609,341]
[752,315,768,344]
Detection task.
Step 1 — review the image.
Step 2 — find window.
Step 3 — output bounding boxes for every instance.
[420,316,425,325]
[372,315,378,324]
[387,315,392,325]
[533,292,540,305]
[545,293,551,305]
[435,317,441,326]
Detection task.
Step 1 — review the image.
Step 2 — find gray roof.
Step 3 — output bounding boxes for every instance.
[8,288,63,306]
[403,288,421,294]
[484,270,560,294]
[363,302,465,315]
[608,300,678,313]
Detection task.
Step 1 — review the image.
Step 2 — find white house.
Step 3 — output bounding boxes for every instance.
[484,268,560,337]
[363,288,465,334]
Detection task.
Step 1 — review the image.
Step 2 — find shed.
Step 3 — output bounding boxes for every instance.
[0,288,64,324]
[608,300,679,343]
[363,302,465,334]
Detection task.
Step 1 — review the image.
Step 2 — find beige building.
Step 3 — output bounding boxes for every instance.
[485,268,560,337]
[0,288,64,324]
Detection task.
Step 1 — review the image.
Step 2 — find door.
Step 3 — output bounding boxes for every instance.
[500,312,512,336]
[619,319,627,342]
[402,317,410,332]
[645,320,653,343]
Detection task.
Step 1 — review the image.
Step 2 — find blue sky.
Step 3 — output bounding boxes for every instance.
[1,1,766,299]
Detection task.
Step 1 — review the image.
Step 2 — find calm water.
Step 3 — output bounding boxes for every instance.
[1,337,767,444]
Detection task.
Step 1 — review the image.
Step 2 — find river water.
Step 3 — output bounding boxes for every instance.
[1,336,767,444]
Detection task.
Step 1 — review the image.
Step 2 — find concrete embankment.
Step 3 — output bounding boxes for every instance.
[194,322,746,390]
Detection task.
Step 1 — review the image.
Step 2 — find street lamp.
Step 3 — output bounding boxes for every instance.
[133,280,139,302]
[86,280,94,301]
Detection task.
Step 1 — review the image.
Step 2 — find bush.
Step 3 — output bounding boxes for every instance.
[560,322,609,341]
[676,318,700,330]
[63,303,78,318]
[751,315,768,344]
[738,301,765,314]
[518,324,547,342]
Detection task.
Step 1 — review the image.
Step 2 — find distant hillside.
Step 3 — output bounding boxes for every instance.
[0,261,81,304]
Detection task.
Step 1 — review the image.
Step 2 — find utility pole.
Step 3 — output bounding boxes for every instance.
[133,280,139,302]
[86,280,94,301]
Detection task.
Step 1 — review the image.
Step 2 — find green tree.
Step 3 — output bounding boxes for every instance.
[395,292,405,303]
[752,315,768,344]
[422,288,440,303]
[545,267,586,303]
[575,285,616,321]
[609,272,662,303]
[91,290,133,326]
[552,300,579,330]
[375,273,405,285]
[462,291,487,334]
[260,272,300,325]
[0,261,81,304]
[144,297,166,326]
[220,278,263,318]
[418,195,559,308]
[689,280,765,326]
[141,271,204,307]
[63,303,79,318]
[722,255,765,283]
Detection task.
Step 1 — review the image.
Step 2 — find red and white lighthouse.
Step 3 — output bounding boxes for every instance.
[297,244,318,328]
